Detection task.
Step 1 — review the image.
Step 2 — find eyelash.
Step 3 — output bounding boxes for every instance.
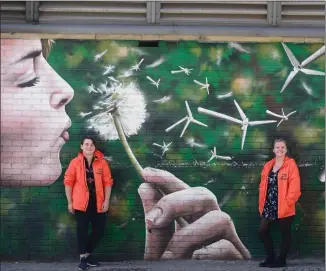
[18,77,40,88]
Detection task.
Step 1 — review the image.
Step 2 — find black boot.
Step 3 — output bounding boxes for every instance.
[269,257,286,268]
[259,256,275,267]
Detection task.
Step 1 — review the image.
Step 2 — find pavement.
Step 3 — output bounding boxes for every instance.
[1,259,325,271]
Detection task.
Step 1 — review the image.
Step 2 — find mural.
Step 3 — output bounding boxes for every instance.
[0,39,325,260]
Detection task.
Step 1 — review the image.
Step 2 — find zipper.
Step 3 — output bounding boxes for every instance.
[83,159,89,211]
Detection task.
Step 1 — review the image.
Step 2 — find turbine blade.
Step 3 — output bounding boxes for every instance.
[180,119,190,138]
[266,110,283,118]
[277,119,284,127]
[194,80,204,87]
[248,120,277,126]
[191,118,208,127]
[281,108,285,116]
[280,70,298,93]
[282,42,300,68]
[241,125,248,150]
[207,156,215,163]
[185,101,192,118]
[301,45,325,68]
[215,155,232,161]
[286,111,297,117]
[301,69,325,76]
[198,107,242,124]
[165,117,187,132]
[153,143,163,148]
[233,100,247,121]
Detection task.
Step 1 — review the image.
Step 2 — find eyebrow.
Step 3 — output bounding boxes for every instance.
[15,50,42,63]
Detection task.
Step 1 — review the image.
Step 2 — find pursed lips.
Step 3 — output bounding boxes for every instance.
[60,120,72,142]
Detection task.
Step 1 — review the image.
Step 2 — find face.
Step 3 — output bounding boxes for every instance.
[273,141,287,158]
[1,39,74,186]
[80,139,96,156]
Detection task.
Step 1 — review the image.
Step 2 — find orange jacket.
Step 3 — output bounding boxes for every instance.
[259,156,301,219]
[64,150,113,213]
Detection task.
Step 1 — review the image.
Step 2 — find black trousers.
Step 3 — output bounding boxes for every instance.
[75,197,106,255]
[258,215,294,260]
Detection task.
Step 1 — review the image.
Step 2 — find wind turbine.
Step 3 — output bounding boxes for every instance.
[207,147,232,163]
[281,43,325,93]
[153,141,172,156]
[146,76,160,89]
[131,58,144,71]
[166,101,208,138]
[198,100,277,150]
[194,77,210,94]
[266,108,296,127]
[171,66,193,76]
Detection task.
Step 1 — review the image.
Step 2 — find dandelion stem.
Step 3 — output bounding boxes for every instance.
[112,112,188,228]
[112,112,143,176]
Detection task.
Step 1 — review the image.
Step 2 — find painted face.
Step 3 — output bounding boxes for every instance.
[80,139,96,157]
[273,141,287,158]
[1,39,74,186]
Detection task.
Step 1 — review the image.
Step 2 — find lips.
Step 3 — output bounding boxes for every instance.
[60,130,70,141]
[60,120,71,142]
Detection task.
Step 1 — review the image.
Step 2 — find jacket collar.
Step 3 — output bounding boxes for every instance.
[78,150,104,161]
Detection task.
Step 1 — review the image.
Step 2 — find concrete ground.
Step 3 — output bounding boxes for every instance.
[1,259,325,271]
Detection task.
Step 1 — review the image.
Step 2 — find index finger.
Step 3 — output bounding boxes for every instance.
[142,167,190,195]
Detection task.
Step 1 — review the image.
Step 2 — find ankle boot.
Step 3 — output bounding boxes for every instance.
[259,256,275,267]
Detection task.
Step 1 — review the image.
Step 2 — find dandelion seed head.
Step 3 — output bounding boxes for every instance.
[87,82,147,140]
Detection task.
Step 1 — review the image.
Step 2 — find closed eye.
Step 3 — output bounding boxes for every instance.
[18,77,40,88]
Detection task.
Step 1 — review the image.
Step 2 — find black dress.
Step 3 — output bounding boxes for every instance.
[262,170,278,220]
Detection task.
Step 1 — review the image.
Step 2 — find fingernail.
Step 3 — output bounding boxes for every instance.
[146,207,163,228]
[146,219,153,230]
[161,251,175,260]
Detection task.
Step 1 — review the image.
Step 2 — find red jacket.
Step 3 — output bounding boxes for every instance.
[64,150,113,212]
[259,156,301,219]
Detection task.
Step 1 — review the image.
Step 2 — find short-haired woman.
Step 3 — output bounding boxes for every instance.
[64,136,113,270]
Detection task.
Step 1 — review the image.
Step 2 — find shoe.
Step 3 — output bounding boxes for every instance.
[86,254,100,267]
[269,258,286,268]
[259,257,275,267]
[78,257,88,270]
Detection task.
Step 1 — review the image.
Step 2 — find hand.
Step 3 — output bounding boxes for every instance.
[68,203,74,214]
[102,200,109,213]
[138,167,251,260]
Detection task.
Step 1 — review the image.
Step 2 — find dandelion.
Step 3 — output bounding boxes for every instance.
[87,82,147,175]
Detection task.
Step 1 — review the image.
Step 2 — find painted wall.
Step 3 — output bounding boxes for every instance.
[0,39,325,261]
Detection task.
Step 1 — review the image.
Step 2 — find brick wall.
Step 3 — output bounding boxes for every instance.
[0,39,325,261]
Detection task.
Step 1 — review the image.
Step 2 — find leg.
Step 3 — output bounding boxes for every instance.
[86,211,107,254]
[278,216,295,262]
[258,217,275,266]
[75,210,90,256]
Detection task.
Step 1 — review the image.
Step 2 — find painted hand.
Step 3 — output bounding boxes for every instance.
[138,167,251,261]
[102,201,109,213]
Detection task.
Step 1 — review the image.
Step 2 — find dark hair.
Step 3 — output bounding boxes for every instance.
[273,138,291,158]
[81,136,97,148]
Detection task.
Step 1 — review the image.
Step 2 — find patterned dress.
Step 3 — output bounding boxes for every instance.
[262,170,278,220]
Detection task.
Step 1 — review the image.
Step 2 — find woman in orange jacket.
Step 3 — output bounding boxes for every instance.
[64,136,113,271]
[258,138,301,268]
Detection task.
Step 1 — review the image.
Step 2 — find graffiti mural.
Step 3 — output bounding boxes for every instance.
[0,39,325,260]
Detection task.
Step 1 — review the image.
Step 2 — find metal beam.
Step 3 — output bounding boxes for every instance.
[1,23,324,39]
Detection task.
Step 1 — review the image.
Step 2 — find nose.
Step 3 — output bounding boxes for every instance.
[49,74,74,110]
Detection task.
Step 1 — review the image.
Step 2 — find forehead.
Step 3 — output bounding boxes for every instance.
[274,141,286,147]
[83,139,94,145]
[1,39,42,65]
